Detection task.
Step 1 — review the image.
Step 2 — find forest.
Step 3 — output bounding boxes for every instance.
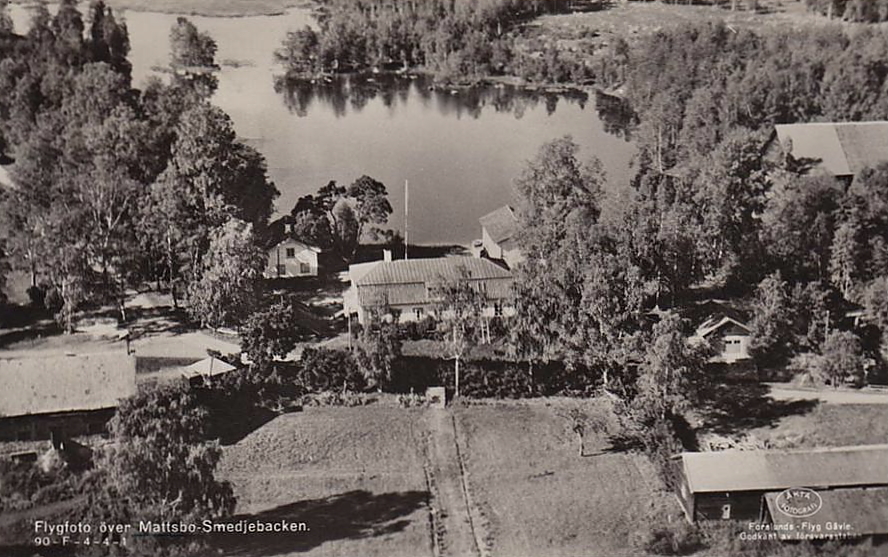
[275,0,591,84]
[500,21,888,477]
[0,0,282,331]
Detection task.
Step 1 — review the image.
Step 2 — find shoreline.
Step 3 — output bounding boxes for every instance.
[8,0,315,18]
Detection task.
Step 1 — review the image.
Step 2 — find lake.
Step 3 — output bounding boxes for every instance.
[8,4,635,245]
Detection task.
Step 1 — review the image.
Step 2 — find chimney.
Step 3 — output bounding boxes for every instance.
[383,249,392,262]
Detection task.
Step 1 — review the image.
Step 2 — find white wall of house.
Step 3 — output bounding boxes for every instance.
[355,302,515,325]
[719,334,751,363]
[481,227,504,260]
[265,240,319,278]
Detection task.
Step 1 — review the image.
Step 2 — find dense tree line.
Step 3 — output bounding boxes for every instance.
[275,0,589,84]
[0,1,278,330]
[592,22,888,295]
[509,21,888,400]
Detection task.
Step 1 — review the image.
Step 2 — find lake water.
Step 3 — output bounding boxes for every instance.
[9,4,635,244]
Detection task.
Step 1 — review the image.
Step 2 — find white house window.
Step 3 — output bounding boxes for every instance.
[414,307,424,320]
[391,309,402,322]
[285,248,296,258]
[276,264,286,276]
[494,303,503,317]
[299,262,310,274]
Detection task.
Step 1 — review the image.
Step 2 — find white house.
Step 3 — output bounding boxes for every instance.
[345,254,515,325]
[691,314,752,364]
[478,205,523,268]
[265,238,320,278]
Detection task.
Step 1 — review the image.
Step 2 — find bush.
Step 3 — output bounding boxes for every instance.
[391,356,595,398]
[301,391,375,407]
[820,331,866,387]
[634,521,704,556]
[297,347,366,392]
[397,317,437,340]
[397,392,428,408]
[26,285,46,307]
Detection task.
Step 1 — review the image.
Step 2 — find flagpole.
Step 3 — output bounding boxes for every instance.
[404,179,409,260]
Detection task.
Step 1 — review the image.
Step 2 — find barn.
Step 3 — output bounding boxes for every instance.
[674,444,888,523]
[0,352,137,442]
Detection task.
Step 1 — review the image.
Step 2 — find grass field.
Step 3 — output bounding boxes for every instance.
[214,406,433,557]
[454,399,677,557]
[530,0,826,50]
[207,399,676,557]
[748,403,888,449]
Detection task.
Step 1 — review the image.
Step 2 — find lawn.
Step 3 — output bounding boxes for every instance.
[453,399,678,557]
[213,406,434,557]
[747,403,888,449]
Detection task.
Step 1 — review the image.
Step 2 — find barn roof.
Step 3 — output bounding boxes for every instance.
[774,121,888,177]
[479,205,519,244]
[681,444,888,494]
[0,353,137,418]
[355,257,513,307]
[765,487,888,536]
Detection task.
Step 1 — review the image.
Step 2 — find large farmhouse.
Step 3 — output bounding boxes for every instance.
[674,444,888,523]
[345,254,515,325]
[769,121,888,184]
[477,205,523,269]
[0,352,137,442]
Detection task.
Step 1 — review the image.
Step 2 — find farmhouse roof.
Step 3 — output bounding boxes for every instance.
[0,353,137,418]
[479,205,519,244]
[774,121,888,177]
[765,487,888,536]
[355,257,513,307]
[680,444,888,494]
[694,315,751,339]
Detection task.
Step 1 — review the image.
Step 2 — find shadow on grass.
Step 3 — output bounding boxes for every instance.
[699,381,819,435]
[0,321,61,348]
[201,394,279,446]
[207,489,428,556]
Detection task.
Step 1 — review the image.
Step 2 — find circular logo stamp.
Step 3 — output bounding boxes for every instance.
[775,487,823,518]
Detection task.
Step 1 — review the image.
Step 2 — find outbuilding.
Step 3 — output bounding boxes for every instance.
[674,445,888,523]
[0,352,137,442]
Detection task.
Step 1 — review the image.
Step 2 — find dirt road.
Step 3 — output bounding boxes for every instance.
[426,409,488,557]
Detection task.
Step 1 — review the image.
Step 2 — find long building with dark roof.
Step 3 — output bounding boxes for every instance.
[674,444,888,523]
[0,352,137,442]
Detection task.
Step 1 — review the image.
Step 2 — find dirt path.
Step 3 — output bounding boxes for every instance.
[426,409,485,557]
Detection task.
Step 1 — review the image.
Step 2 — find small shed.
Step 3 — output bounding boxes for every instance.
[674,445,888,523]
[692,314,752,363]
